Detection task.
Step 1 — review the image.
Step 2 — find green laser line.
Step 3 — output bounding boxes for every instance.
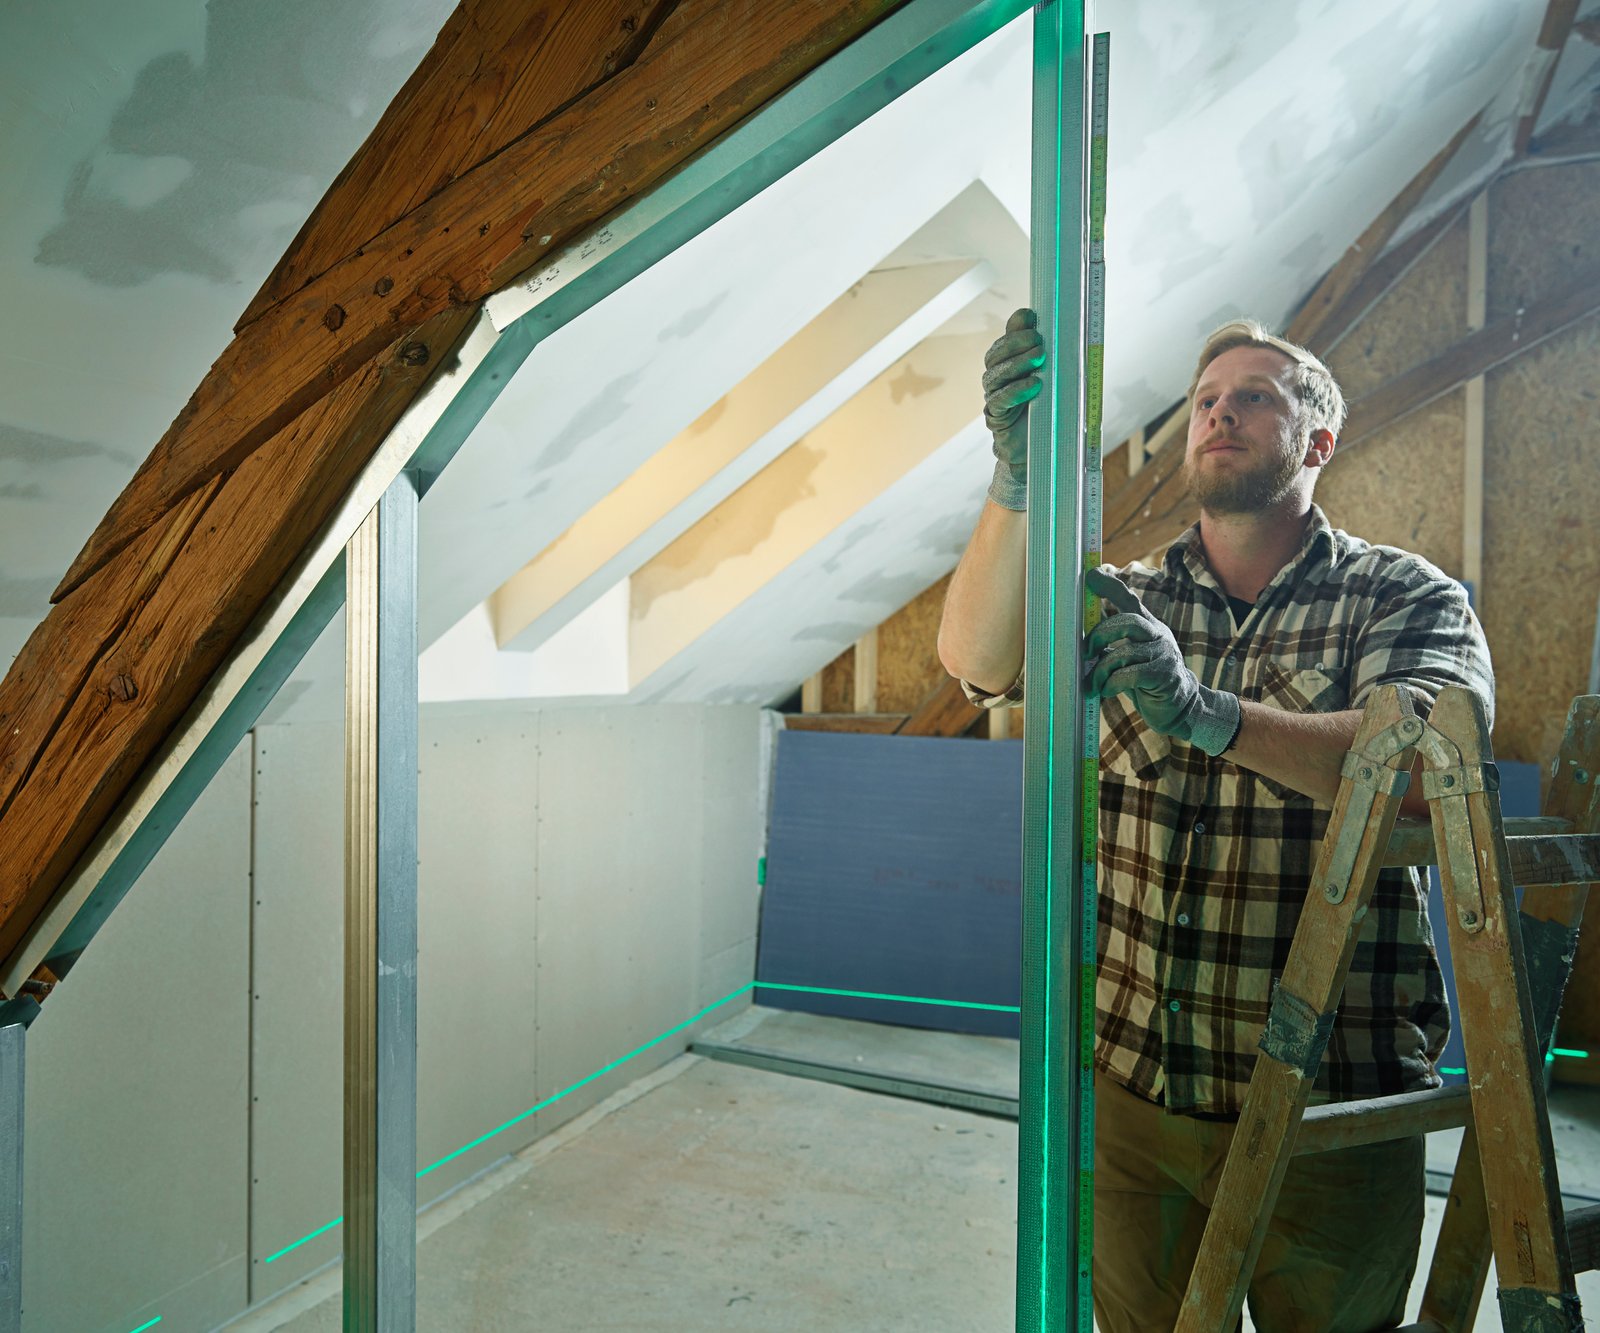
[127,1319,161,1332]
[1440,1048,1590,1078]
[263,979,1023,1263]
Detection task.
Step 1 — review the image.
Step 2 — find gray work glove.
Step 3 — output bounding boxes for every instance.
[1084,567,1242,757]
[982,308,1046,510]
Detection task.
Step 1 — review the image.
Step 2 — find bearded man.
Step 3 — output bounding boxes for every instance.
[937,312,1494,1332]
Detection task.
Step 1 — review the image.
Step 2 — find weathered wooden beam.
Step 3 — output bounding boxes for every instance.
[784,712,908,734]
[1283,112,1481,350]
[898,676,986,738]
[1339,266,1600,450]
[1513,0,1582,157]
[56,0,907,601]
[239,2,674,329]
[0,308,474,964]
[1314,202,1468,357]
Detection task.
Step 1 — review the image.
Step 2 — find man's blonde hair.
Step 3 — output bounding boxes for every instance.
[1188,319,1347,438]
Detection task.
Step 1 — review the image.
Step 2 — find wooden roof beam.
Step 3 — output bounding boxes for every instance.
[55,0,914,602]
[0,0,1036,991]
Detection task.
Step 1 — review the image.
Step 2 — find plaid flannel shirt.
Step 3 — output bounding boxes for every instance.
[965,506,1495,1113]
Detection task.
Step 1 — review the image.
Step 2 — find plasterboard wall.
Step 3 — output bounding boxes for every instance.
[18,704,761,1331]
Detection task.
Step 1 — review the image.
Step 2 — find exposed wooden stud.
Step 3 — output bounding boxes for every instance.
[1126,426,1145,477]
[801,673,823,714]
[853,627,879,713]
[1463,190,1488,595]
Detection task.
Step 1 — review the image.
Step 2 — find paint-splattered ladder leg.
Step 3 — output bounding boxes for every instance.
[1414,695,1600,1333]
[1175,686,1421,1333]
[1418,687,1583,1331]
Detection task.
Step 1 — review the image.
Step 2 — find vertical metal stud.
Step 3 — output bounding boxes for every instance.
[1017,3,1092,1330]
[344,472,420,1332]
[0,1021,21,1333]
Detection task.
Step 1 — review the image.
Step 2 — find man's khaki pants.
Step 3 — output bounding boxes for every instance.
[1093,1074,1426,1333]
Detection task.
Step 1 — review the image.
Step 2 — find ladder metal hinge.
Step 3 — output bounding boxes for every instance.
[1321,717,1421,905]
[1422,760,1501,799]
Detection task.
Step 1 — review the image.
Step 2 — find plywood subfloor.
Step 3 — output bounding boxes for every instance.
[225,1010,1600,1331]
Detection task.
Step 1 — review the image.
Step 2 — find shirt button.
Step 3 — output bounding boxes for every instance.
[1168,1000,1182,1013]
[1193,821,1205,834]
[1177,913,1190,926]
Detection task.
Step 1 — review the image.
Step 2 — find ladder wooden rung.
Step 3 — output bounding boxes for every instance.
[1504,833,1600,887]
[1383,816,1575,869]
[1567,1203,1600,1275]
[1295,1085,1472,1156]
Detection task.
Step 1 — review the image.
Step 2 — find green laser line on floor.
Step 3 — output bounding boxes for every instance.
[263,979,1020,1263]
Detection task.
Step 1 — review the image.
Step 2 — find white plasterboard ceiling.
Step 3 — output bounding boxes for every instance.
[2,0,1595,718]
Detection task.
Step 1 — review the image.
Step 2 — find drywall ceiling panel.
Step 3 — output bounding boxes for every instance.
[626,330,995,690]
[628,417,991,706]
[413,21,1032,654]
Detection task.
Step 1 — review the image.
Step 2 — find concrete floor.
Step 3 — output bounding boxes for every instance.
[225,1008,1600,1331]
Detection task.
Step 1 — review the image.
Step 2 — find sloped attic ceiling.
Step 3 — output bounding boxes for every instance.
[3,0,1598,720]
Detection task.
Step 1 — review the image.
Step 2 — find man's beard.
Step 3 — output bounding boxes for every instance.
[1183,442,1303,515]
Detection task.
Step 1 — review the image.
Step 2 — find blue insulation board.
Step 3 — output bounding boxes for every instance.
[756,730,1023,1038]
[755,730,1548,1066]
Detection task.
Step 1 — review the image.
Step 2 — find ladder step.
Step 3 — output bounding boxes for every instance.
[1504,833,1600,887]
[1295,1085,1472,1156]
[1567,1202,1600,1274]
[1383,816,1580,873]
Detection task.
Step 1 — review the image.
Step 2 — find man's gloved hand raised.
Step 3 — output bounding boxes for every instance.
[1084,567,1242,757]
[983,308,1046,510]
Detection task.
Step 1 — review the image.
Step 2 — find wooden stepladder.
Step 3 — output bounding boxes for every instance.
[1175,686,1600,1333]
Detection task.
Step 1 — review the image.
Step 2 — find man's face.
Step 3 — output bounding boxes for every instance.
[1183,345,1310,515]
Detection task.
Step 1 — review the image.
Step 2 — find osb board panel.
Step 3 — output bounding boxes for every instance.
[1325,208,1469,399]
[1314,388,1466,582]
[1487,160,1600,322]
[879,572,954,714]
[1480,318,1600,767]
